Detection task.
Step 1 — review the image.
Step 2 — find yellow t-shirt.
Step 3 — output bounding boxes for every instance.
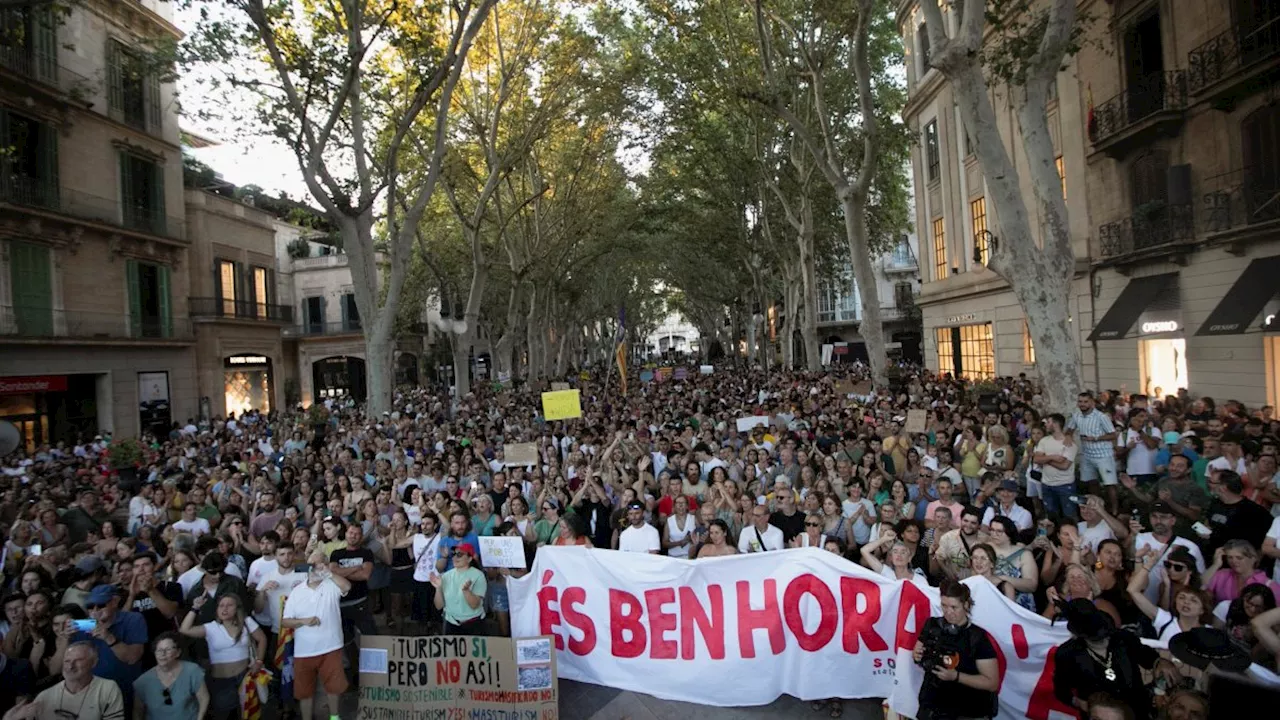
[959,441,987,478]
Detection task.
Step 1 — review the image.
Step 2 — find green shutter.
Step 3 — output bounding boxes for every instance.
[9,241,53,336]
[146,72,162,132]
[106,40,123,113]
[341,293,349,330]
[0,110,9,203]
[126,259,141,337]
[119,151,133,224]
[33,8,57,84]
[150,160,165,234]
[157,264,171,337]
[38,121,58,209]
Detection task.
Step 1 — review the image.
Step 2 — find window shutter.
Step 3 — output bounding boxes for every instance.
[119,151,133,217]
[0,110,8,199]
[266,268,276,305]
[150,161,166,234]
[107,40,123,113]
[126,259,141,337]
[33,8,57,83]
[157,264,171,337]
[147,73,162,132]
[38,121,58,208]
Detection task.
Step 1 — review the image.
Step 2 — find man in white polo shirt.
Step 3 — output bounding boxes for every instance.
[738,501,785,553]
[282,552,352,720]
[618,501,661,554]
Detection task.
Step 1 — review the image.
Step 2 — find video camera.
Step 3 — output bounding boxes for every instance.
[917,620,963,674]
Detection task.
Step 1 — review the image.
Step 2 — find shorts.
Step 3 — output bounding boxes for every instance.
[1078,453,1119,486]
[293,649,348,699]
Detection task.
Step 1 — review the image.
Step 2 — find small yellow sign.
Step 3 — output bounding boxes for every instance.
[541,389,582,420]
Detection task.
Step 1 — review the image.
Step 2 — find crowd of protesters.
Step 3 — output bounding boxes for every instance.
[0,363,1278,720]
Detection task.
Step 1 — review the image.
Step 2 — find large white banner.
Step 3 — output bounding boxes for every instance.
[510,547,1080,718]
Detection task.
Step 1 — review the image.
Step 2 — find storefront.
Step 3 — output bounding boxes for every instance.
[934,315,995,380]
[312,355,366,403]
[224,354,274,415]
[1195,254,1280,407]
[0,374,100,451]
[1089,272,1187,397]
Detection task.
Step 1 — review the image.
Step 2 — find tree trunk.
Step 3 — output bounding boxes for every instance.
[780,280,797,370]
[799,208,821,372]
[339,213,397,414]
[840,193,888,387]
[452,262,487,397]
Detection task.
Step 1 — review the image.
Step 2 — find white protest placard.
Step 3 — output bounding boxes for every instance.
[479,535,527,569]
[699,365,714,375]
[503,442,539,467]
[735,415,770,433]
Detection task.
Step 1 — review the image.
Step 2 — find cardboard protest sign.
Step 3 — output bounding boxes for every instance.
[834,379,856,396]
[358,635,558,718]
[479,536,527,569]
[503,442,539,468]
[699,365,714,375]
[905,409,928,434]
[550,382,570,391]
[639,370,654,383]
[735,415,770,433]
[655,367,672,383]
[541,390,582,421]
[673,367,688,381]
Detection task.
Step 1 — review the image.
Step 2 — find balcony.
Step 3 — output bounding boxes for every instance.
[1187,17,1280,110]
[1089,71,1188,158]
[1200,167,1280,237]
[0,305,193,342]
[0,44,93,102]
[817,308,859,326]
[190,297,295,323]
[0,174,186,242]
[1097,203,1195,259]
[284,320,363,338]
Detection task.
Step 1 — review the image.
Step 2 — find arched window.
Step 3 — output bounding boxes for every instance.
[1129,149,1169,211]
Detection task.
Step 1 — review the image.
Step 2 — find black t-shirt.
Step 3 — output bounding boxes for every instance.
[1207,497,1274,552]
[486,489,507,512]
[771,509,805,542]
[131,581,184,644]
[329,546,375,604]
[1054,631,1158,719]
[917,617,998,719]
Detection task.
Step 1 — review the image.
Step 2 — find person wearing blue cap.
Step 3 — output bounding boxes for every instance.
[68,584,147,708]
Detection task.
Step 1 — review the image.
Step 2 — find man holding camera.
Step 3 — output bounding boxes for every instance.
[913,580,1000,720]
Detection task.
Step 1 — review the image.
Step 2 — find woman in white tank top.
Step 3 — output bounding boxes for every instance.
[663,496,696,558]
[179,593,266,718]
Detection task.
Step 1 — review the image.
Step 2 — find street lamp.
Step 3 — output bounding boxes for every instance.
[973,230,998,265]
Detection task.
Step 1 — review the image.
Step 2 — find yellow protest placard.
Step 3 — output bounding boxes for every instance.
[541,389,582,420]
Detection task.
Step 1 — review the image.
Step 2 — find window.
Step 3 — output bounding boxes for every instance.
[1056,156,1066,199]
[0,7,57,83]
[253,266,273,318]
[963,123,973,157]
[958,323,995,380]
[917,24,931,73]
[8,240,52,336]
[925,120,940,181]
[119,152,165,235]
[341,293,361,331]
[935,328,955,377]
[107,39,161,133]
[0,110,58,209]
[126,259,171,338]
[1024,321,1036,364]
[304,296,325,332]
[932,217,947,280]
[1242,105,1280,224]
[970,197,988,265]
[894,281,914,308]
[217,260,238,315]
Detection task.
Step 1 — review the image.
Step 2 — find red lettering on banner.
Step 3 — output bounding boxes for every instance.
[894,581,932,652]
[736,579,784,658]
[782,574,838,651]
[679,586,725,660]
[985,629,1008,693]
[643,588,678,660]
[561,587,596,655]
[536,578,564,651]
[610,589,646,658]
[1011,623,1030,659]
[1025,646,1074,720]
[839,577,888,653]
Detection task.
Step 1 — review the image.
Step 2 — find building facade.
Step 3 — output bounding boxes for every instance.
[899,0,1280,407]
[0,0,193,447]
[817,233,924,364]
[185,190,290,419]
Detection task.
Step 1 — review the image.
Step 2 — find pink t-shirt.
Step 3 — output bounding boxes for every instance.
[1206,568,1280,605]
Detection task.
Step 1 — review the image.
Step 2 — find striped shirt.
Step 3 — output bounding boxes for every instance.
[1067,409,1117,459]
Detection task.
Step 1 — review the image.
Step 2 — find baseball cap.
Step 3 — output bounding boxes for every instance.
[75,555,106,576]
[998,479,1019,492]
[454,542,477,557]
[86,584,121,607]
[1149,500,1176,516]
[626,500,645,511]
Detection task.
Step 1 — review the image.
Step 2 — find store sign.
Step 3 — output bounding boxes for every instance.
[1140,320,1179,334]
[0,375,68,395]
[947,313,977,324]
[227,355,269,365]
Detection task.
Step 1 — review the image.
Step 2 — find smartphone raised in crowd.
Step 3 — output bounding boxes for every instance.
[72,619,97,632]
[293,563,312,573]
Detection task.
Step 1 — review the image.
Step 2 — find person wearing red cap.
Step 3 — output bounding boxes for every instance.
[430,542,486,635]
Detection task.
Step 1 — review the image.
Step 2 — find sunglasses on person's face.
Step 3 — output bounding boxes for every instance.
[1164,561,1188,572]
[805,521,822,528]
[86,603,108,610]
[452,551,470,558]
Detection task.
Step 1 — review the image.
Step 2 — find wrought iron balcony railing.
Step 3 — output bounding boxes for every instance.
[189,297,295,323]
[284,320,363,338]
[1187,17,1280,95]
[1200,167,1280,233]
[1089,70,1188,145]
[0,44,93,97]
[1098,203,1195,258]
[0,172,185,241]
[0,304,193,341]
